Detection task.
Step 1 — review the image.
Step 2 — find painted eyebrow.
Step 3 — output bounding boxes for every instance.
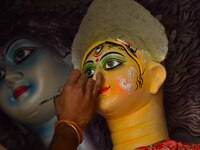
[100,52,125,61]
[84,51,125,65]
[84,60,94,65]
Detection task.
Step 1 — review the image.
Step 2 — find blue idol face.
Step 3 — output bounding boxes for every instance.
[0,39,73,125]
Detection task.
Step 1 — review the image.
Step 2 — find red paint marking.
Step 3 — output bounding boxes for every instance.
[99,86,110,94]
[13,85,31,99]
[96,58,99,62]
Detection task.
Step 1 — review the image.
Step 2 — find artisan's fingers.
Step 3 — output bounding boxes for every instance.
[53,95,60,109]
[65,69,82,86]
[77,74,89,88]
[93,72,104,95]
[57,86,63,95]
[53,96,57,106]
[85,78,95,98]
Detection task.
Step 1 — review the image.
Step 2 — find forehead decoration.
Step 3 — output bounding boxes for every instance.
[116,39,138,57]
[93,44,103,57]
[72,0,168,70]
[82,39,143,70]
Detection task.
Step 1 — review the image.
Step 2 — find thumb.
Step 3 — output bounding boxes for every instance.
[93,72,104,95]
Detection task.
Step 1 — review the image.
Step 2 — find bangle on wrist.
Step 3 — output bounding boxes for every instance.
[55,119,83,144]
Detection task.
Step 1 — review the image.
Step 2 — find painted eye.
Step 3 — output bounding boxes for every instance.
[0,69,5,80]
[105,60,122,70]
[94,44,103,56]
[14,48,33,64]
[85,68,95,77]
[96,45,103,51]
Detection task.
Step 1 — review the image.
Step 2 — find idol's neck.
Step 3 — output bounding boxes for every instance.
[28,116,56,147]
[105,92,168,150]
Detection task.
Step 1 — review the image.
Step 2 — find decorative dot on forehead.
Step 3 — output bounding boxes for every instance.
[95,58,100,62]
[93,44,103,57]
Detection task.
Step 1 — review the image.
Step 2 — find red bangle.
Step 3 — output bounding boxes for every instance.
[55,120,83,144]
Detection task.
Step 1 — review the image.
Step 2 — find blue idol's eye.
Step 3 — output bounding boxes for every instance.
[14,48,34,64]
[105,59,122,70]
[0,69,5,80]
[85,68,95,77]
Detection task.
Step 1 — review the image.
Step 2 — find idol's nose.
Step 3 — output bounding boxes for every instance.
[5,67,23,88]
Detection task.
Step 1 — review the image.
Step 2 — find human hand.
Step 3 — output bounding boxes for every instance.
[54,69,103,129]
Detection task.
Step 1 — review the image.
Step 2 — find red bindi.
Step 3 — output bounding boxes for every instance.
[96,58,99,62]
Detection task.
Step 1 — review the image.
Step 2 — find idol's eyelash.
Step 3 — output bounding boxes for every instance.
[83,63,96,73]
[104,58,125,65]
[103,58,125,70]
[108,58,124,62]
[13,47,34,64]
[101,54,125,63]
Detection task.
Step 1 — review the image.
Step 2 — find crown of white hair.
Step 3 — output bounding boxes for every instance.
[72,0,168,69]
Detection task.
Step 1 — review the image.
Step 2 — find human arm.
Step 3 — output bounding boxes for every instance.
[49,123,79,150]
[49,69,103,150]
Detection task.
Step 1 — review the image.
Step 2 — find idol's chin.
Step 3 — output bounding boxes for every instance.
[21,100,55,125]
[96,98,115,119]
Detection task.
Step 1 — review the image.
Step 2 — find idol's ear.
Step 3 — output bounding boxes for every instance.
[147,62,166,94]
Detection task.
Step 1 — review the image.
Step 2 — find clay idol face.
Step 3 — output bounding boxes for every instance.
[82,41,148,118]
[0,39,73,124]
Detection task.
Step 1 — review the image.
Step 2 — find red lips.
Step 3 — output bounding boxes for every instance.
[99,86,110,94]
[13,85,31,99]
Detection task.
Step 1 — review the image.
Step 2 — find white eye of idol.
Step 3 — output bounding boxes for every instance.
[105,59,121,70]
[14,48,34,64]
[85,68,95,77]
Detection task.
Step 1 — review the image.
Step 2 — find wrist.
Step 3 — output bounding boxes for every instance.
[55,119,83,144]
[50,123,79,150]
[55,123,79,144]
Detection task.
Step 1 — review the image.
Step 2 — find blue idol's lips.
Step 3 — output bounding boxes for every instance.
[13,85,31,99]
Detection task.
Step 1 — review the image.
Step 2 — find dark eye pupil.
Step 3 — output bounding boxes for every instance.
[108,61,114,67]
[86,70,92,76]
[96,45,103,51]
[17,50,25,59]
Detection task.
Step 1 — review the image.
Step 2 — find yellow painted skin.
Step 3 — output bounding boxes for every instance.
[81,40,169,150]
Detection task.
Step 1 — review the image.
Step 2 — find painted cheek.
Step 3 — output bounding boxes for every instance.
[114,83,125,94]
[16,54,38,70]
[106,78,122,94]
[119,67,137,95]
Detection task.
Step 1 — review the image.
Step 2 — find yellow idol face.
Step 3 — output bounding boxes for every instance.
[81,41,149,119]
